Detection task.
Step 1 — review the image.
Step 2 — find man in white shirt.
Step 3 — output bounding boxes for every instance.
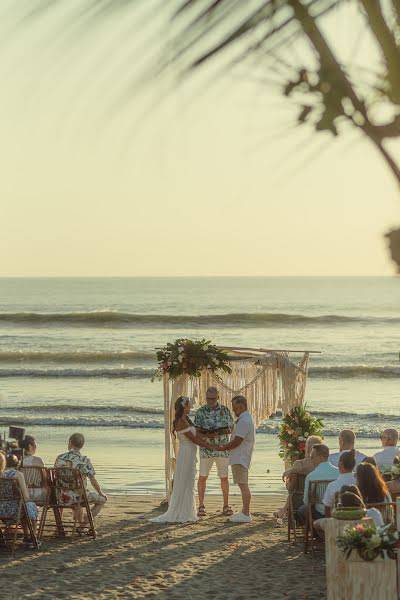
[219,395,255,523]
[323,450,356,516]
[374,429,400,471]
[329,430,366,468]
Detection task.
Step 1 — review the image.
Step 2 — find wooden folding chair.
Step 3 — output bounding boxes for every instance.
[41,467,96,539]
[19,466,50,540]
[366,501,396,526]
[304,479,334,556]
[0,476,39,557]
[287,473,306,543]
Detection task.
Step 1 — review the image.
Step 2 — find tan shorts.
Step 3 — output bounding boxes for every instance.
[199,457,229,478]
[231,464,248,485]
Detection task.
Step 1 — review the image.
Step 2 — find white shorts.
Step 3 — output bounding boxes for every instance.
[199,456,229,478]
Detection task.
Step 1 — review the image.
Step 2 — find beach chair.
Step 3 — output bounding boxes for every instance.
[41,467,96,539]
[0,476,39,557]
[287,473,306,543]
[366,501,396,526]
[19,466,50,540]
[304,479,334,556]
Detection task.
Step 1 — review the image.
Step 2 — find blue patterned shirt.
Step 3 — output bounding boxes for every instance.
[193,403,234,458]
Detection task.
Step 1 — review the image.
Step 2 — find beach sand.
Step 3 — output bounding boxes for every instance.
[0,495,326,600]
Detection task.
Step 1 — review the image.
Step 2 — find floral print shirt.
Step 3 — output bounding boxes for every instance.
[194,403,234,458]
[54,449,95,505]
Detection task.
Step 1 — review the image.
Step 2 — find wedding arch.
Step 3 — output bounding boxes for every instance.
[158,341,317,500]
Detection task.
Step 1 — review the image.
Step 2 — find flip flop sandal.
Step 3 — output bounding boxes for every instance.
[197,506,207,517]
[222,506,233,516]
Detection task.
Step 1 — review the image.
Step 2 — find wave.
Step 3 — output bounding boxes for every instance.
[0,310,398,327]
[1,364,398,380]
[1,403,399,436]
[309,365,400,379]
[0,350,153,362]
[0,367,153,379]
[0,413,388,437]
[3,404,164,416]
[0,415,164,429]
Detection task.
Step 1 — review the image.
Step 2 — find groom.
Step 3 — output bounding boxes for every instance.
[194,386,234,516]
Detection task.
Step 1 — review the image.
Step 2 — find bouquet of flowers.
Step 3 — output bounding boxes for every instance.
[337,523,398,561]
[391,456,400,480]
[377,456,399,482]
[152,338,232,381]
[278,404,324,463]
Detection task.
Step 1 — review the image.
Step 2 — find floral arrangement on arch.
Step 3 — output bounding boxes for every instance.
[337,523,398,561]
[153,338,232,380]
[278,404,324,463]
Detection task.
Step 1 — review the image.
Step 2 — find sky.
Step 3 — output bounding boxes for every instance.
[0,1,399,277]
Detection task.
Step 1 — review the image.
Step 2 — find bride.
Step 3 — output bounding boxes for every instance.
[150,396,216,523]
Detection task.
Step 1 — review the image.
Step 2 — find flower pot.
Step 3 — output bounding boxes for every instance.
[356,547,381,561]
[387,479,400,495]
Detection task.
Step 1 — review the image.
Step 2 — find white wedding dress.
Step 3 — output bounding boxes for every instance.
[150,426,198,523]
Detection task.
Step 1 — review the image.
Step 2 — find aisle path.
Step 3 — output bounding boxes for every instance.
[0,495,326,600]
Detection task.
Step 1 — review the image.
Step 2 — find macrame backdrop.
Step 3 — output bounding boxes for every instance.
[163,351,310,500]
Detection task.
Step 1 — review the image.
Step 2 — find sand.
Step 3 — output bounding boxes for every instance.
[0,495,326,600]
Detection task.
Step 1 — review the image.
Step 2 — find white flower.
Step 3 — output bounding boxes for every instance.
[304,432,309,437]
[369,534,382,548]
[178,356,183,363]
[178,346,184,352]
[288,443,293,448]
[383,535,389,543]
[298,436,305,441]
[203,345,209,351]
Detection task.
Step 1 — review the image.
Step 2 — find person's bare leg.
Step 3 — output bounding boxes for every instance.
[220,477,229,508]
[198,475,207,508]
[238,483,251,516]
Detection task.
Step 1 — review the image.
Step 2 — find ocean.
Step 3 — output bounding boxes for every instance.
[0,276,399,496]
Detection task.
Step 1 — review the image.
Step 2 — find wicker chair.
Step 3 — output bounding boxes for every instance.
[19,466,50,540]
[287,473,306,543]
[304,479,335,556]
[0,476,39,557]
[41,467,96,539]
[365,501,396,526]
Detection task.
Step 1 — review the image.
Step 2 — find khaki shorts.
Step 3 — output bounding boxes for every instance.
[231,464,248,485]
[199,457,229,478]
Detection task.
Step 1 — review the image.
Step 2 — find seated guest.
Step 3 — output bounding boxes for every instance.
[20,435,46,503]
[283,435,323,481]
[356,462,392,506]
[323,450,356,516]
[55,433,108,532]
[329,430,366,468]
[314,485,384,536]
[21,435,45,467]
[297,444,339,524]
[362,456,377,467]
[273,435,323,522]
[340,485,384,527]
[373,429,400,471]
[0,452,39,548]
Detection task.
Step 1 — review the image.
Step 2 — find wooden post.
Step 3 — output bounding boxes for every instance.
[326,517,397,600]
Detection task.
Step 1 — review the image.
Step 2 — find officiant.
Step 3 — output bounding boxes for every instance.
[193,386,234,517]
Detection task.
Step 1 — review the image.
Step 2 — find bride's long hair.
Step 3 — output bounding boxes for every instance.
[172,396,193,437]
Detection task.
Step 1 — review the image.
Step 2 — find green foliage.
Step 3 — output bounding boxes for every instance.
[337,523,398,561]
[153,338,232,381]
[278,404,324,463]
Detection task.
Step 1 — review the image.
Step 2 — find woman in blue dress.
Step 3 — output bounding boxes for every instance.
[0,452,39,547]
